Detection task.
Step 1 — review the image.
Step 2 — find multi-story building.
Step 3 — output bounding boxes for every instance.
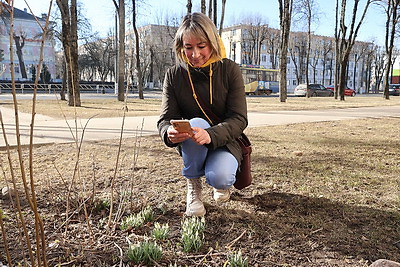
[221,24,374,93]
[0,4,56,81]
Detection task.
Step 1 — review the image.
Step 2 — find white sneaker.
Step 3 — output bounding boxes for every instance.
[185,178,206,216]
[213,188,230,202]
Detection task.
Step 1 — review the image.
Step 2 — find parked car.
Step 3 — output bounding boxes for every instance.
[294,83,334,97]
[389,84,400,96]
[326,85,357,96]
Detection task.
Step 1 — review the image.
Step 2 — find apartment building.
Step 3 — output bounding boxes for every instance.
[221,24,373,93]
[0,4,56,81]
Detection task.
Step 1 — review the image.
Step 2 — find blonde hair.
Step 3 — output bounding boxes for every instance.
[174,12,222,65]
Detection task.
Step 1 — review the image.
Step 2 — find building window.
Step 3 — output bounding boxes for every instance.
[262,44,267,50]
[261,54,267,62]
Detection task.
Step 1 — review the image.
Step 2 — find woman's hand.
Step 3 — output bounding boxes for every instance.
[191,127,211,145]
[167,126,211,145]
[167,126,192,144]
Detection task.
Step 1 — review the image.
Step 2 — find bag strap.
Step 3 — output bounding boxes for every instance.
[184,65,221,125]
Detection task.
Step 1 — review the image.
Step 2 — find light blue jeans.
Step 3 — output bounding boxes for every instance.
[181,118,238,189]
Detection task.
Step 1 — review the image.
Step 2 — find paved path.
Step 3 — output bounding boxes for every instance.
[1,105,400,147]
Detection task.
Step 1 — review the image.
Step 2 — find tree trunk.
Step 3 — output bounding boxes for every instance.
[305,9,311,98]
[213,0,217,25]
[208,0,212,18]
[337,0,372,101]
[117,0,125,101]
[382,0,400,99]
[13,35,27,79]
[132,0,144,99]
[186,0,192,14]
[60,58,66,100]
[218,0,227,36]
[56,0,81,106]
[278,0,293,102]
[339,53,349,100]
[201,0,206,13]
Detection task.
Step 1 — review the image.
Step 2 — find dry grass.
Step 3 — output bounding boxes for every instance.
[246,95,400,112]
[2,93,400,119]
[0,94,399,266]
[1,96,162,119]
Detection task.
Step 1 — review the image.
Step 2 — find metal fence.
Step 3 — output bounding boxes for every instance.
[0,83,116,94]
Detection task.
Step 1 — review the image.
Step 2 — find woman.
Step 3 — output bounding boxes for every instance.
[157,12,247,216]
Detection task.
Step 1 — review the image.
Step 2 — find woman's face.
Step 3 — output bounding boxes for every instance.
[182,34,212,67]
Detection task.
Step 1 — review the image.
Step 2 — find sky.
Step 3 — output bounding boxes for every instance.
[12,0,387,46]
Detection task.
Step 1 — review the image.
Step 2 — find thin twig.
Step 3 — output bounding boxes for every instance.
[225,230,247,249]
[28,2,53,266]
[5,2,36,264]
[113,242,124,267]
[0,209,12,267]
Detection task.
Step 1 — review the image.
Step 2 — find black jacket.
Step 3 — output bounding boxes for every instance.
[157,58,248,164]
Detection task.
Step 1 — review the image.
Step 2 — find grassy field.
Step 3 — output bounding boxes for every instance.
[0,94,399,266]
[2,93,400,119]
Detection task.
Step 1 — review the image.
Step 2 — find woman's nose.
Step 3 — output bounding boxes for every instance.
[192,48,200,58]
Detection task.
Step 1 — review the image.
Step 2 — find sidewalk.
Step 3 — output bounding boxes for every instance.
[1,105,400,147]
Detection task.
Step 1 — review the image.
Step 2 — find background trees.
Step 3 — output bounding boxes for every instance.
[4,0,396,101]
[335,0,376,100]
[378,0,400,99]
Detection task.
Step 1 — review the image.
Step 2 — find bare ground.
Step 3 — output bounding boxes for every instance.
[0,95,399,266]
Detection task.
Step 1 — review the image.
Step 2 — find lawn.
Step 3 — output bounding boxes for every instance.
[0,94,399,266]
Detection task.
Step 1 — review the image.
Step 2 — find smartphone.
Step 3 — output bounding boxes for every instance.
[170,119,193,135]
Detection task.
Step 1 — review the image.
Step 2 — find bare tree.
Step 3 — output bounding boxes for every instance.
[320,37,334,85]
[56,0,81,106]
[377,0,400,99]
[241,16,269,65]
[13,33,28,78]
[265,28,281,69]
[336,0,375,101]
[363,43,376,93]
[218,0,227,35]
[132,0,144,99]
[309,40,322,84]
[293,0,320,97]
[112,0,125,101]
[278,0,294,102]
[372,45,386,92]
[79,34,115,85]
[289,32,307,84]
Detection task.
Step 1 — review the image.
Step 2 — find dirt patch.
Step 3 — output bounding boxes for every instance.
[1,116,399,266]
